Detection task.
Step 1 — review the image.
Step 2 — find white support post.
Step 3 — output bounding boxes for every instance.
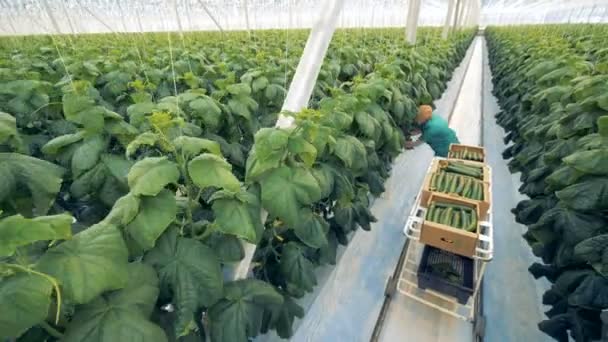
[243,0,251,33]
[405,0,422,44]
[173,0,185,39]
[195,0,224,32]
[456,0,468,29]
[227,0,346,281]
[442,0,456,39]
[60,0,76,36]
[279,0,346,121]
[452,0,462,31]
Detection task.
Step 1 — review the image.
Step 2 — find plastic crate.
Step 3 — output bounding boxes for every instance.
[417,246,474,304]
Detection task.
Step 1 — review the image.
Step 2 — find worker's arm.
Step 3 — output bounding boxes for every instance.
[404,139,424,149]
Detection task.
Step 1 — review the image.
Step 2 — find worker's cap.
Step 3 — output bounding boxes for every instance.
[416,105,433,124]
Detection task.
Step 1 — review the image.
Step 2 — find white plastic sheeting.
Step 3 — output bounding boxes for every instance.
[481,0,608,26]
[0,0,451,36]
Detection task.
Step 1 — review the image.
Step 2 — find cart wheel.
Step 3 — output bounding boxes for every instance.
[385,276,397,298]
[474,316,486,338]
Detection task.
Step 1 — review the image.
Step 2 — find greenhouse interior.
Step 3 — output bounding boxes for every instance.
[1,0,608,341]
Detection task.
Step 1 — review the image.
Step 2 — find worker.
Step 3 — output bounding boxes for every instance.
[405,105,459,157]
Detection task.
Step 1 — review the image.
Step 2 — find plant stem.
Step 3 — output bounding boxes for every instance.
[6,264,63,324]
[40,321,63,339]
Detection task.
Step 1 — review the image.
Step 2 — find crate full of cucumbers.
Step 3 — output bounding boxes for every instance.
[419,193,481,258]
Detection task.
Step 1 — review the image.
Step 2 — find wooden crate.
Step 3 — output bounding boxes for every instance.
[420,193,480,258]
[420,170,490,218]
[448,144,486,163]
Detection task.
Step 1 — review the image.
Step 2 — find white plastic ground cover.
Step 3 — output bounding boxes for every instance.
[402,157,494,261]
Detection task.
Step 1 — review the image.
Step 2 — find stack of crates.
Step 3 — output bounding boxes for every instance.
[415,144,492,304]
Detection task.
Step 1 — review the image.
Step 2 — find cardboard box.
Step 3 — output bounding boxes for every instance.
[420,193,480,258]
[448,144,486,163]
[420,170,491,218]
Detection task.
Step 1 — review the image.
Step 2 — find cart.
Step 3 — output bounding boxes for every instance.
[394,158,494,336]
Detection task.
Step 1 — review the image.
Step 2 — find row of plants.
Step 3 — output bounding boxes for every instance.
[487,24,608,342]
[0,27,474,341]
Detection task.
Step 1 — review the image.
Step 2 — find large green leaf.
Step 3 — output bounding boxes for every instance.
[188,153,241,192]
[259,166,321,227]
[0,214,73,257]
[173,136,221,158]
[0,153,65,215]
[72,135,107,178]
[556,177,608,211]
[41,132,86,155]
[211,190,262,243]
[333,135,368,171]
[206,234,245,262]
[36,222,129,304]
[252,76,269,92]
[69,162,107,198]
[189,96,222,131]
[293,209,328,249]
[103,192,141,226]
[101,154,133,186]
[208,279,283,342]
[0,273,53,339]
[128,157,180,196]
[574,234,608,276]
[0,112,17,144]
[563,149,608,176]
[62,263,167,342]
[279,242,317,293]
[261,294,305,339]
[126,132,159,158]
[144,229,223,336]
[287,135,317,167]
[253,127,289,166]
[126,190,177,251]
[311,164,335,199]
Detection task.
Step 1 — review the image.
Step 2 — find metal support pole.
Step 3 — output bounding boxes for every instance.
[228,0,346,281]
[442,0,456,39]
[196,0,224,32]
[405,0,422,44]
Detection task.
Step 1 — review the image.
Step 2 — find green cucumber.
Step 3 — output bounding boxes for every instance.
[432,206,443,222]
[452,211,461,228]
[455,176,465,195]
[449,175,458,193]
[444,165,482,179]
[437,172,446,191]
[426,203,436,220]
[461,209,469,229]
[468,210,478,232]
[430,173,438,190]
[440,207,453,225]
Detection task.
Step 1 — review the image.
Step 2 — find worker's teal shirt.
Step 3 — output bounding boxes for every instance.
[421,114,460,157]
